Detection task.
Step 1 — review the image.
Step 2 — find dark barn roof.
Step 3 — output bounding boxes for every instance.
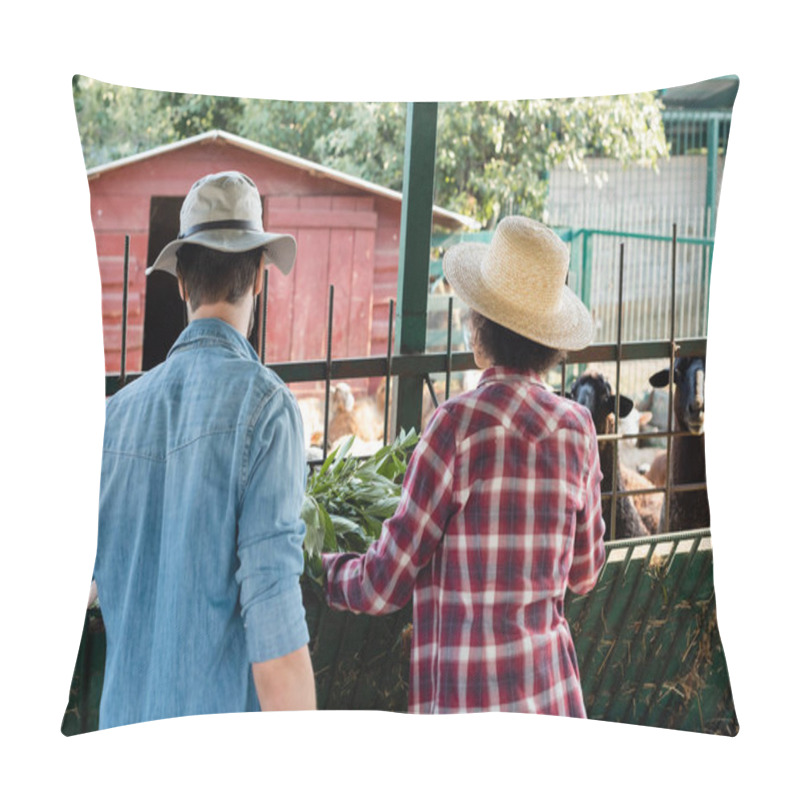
[659,76,740,110]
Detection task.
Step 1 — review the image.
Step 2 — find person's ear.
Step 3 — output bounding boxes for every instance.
[175,267,187,303]
[254,253,266,296]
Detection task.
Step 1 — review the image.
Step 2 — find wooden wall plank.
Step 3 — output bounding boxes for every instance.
[269,208,379,230]
[328,228,356,360]
[350,229,376,358]
[290,227,331,362]
[263,224,298,364]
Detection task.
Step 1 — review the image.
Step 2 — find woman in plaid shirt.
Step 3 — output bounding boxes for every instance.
[323,217,606,715]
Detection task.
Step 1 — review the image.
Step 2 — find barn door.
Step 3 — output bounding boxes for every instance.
[263,196,377,365]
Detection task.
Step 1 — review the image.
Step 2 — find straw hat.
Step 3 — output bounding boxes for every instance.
[146,171,297,277]
[443,216,594,351]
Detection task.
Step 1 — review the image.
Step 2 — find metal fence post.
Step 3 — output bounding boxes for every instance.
[702,114,720,317]
[705,114,720,239]
[395,102,438,435]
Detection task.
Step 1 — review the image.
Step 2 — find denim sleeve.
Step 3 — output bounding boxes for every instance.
[235,386,309,664]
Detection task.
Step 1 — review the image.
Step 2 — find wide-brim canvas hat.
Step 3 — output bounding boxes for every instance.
[443,216,594,351]
[146,171,297,277]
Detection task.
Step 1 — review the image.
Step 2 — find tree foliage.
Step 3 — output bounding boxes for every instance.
[437,96,668,225]
[73,76,667,227]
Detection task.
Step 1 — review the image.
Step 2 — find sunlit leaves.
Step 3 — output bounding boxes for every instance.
[302,429,419,580]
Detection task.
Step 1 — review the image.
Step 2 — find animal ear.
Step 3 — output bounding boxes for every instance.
[617,395,634,418]
[649,369,670,388]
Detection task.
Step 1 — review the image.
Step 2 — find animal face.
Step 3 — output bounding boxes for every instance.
[648,357,705,435]
[569,372,633,432]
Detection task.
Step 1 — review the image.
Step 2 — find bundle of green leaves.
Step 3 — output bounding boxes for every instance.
[302,429,418,582]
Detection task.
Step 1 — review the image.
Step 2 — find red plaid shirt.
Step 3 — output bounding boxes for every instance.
[323,367,606,714]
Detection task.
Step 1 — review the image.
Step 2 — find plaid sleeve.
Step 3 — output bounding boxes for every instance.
[568,428,606,595]
[323,406,458,615]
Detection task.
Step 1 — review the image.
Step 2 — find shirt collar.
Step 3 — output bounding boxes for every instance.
[477,365,549,389]
[166,318,259,363]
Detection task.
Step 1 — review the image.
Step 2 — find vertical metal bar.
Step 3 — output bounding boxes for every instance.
[609,242,624,541]
[395,102,438,435]
[119,235,130,388]
[663,225,679,532]
[445,296,454,400]
[701,115,720,336]
[578,231,592,374]
[383,299,394,445]
[580,231,592,308]
[614,243,624,412]
[260,267,269,365]
[322,284,334,461]
[705,114,720,239]
[424,374,439,409]
[705,238,714,333]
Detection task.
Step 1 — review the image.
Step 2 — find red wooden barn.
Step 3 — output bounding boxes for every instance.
[86,129,475,382]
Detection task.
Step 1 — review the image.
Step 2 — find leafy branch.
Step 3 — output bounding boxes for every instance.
[301,429,419,582]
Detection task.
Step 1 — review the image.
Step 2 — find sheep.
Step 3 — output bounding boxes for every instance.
[297,395,324,443]
[327,382,385,455]
[648,356,710,533]
[618,463,662,536]
[637,384,671,448]
[618,407,653,449]
[644,449,668,487]
[569,372,656,540]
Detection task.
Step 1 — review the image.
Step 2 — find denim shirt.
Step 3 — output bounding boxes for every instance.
[94,318,309,729]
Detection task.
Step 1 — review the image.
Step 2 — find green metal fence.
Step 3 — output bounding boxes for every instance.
[568,227,714,345]
[547,110,731,238]
[430,225,713,400]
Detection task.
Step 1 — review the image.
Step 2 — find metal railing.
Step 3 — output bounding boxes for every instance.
[434,225,715,354]
[108,222,707,541]
[566,528,736,734]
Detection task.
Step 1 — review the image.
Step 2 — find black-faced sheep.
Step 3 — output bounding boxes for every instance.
[569,372,655,540]
[648,356,710,532]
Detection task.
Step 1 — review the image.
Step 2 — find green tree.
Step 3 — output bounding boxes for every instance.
[238,100,346,162]
[73,77,243,167]
[436,96,668,226]
[73,76,175,166]
[73,77,667,227]
[156,91,244,140]
[241,96,668,226]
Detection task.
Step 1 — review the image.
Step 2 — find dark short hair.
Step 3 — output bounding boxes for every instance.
[175,244,263,311]
[469,309,564,373]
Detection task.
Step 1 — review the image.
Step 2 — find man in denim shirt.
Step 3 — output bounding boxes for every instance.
[94,172,316,728]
